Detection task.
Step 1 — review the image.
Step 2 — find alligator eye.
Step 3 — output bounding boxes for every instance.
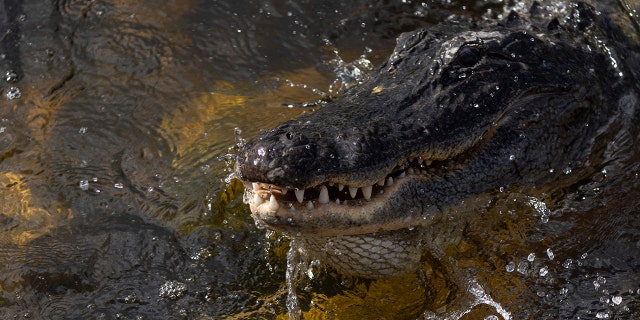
[285,132,294,140]
[456,46,480,66]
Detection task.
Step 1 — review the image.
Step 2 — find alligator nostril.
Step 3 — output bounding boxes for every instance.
[285,132,294,140]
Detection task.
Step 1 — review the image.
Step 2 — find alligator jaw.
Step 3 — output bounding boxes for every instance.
[242,154,453,237]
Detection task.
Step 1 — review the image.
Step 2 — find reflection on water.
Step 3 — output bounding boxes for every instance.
[0,0,639,318]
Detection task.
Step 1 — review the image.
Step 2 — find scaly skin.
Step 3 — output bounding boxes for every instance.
[235,2,640,278]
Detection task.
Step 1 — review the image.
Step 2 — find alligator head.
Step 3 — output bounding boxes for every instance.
[235,4,627,278]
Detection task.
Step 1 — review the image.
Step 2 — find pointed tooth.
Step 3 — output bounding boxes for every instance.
[269,194,279,211]
[377,179,385,186]
[328,182,334,186]
[252,182,259,190]
[335,198,340,205]
[397,171,406,178]
[407,168,415,175]
[386,177,394,186]
[252,193,264,205]
[425,160,432,166]
[362,185,372,200]
[318,185,329,204]
[281,187,288,195]
[348,186,358,199]
[338,184,344,191]
[295,189,304,203]
[307,201,314,210]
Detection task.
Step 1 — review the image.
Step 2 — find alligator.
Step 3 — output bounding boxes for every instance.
[235,1,640,278]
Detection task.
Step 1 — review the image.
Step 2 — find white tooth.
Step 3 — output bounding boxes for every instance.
[377,179,385,186]
[397,171,406,178]
[318,185,329,204]
[348,186,358,198]
[407,168,415,175]
[252,182,259,190]
[335,198,341,205]
[307,201,314,210]
[362,185,372,200]
[253,193,264,205]
[295,189,304,203]
[269,194,279,211]
[386,177,394,186]
[281,187,288,195]
[328,182,334,186]
[338,184,344,191]
[425,160,432,166]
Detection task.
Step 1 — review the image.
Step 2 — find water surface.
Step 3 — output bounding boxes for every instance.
[0,0,639,319]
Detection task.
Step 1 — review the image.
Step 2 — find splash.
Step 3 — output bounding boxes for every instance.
[285,237,309,320]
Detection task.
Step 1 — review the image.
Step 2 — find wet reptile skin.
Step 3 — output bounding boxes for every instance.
[235,2,640,278]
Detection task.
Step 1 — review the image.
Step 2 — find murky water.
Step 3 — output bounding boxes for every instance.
[1,0,639,319]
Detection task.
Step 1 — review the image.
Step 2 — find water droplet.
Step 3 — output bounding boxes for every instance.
[79,180,89,190]
[79,127,88,134]
[5,70,18,83]
[509,154,516,161]
[546,248,555,260]
[563,167,572,174]
[158,280,187,300]
[612,296,622,305]
[527,253,535,262]
[505,261,515,272]
[114,182,124,189]
[539,267,548,276]
[517,261,529,274]
[5,87,21,100]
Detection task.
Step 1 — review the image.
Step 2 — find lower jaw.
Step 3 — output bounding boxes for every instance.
[294,228,423,279]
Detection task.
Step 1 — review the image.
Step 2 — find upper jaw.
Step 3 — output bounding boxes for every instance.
[242,170,423,237]
[238,153,455,236]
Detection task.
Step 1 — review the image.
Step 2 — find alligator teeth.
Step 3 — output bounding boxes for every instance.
[252,182,259,190]
[318,185,329,204]
[348,186,358,198]
[397,171,406,178]
[386,177,394,186]
[269,194,279,211]
[377,179,385,186]
[295,188,304,203]
[307,201,314,210]
[362,185,372,200]
[425,160,432,166]
[281,187,288,195]
[253,193,264,205]
[407,168,415,175]
[338,184,344,191]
